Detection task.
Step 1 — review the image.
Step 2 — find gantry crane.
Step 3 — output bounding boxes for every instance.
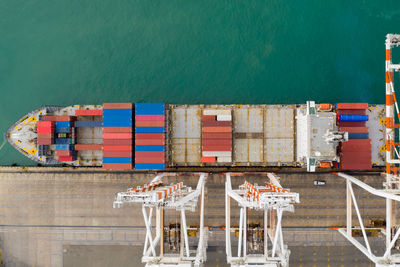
[113,173,208,267]
[225,172,299,267]
[335,34,400,267]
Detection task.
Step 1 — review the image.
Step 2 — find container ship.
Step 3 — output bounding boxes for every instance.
[5,102,385,171]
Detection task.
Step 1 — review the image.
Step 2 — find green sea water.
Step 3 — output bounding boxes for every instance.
[1,0,400,165]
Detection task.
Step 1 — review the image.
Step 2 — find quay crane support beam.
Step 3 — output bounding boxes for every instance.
[337,172,400,267]
[225,172,300,267]
[113,173,208,267]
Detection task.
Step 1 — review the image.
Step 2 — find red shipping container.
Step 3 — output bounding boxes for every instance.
[135,151,165,158]
[103,127,132,133]
[37,121,54,127]
[202,133,232,139]
[341,145,371,152]
[341,153,371,160]
[135,133,165,139]
[37,126,54,133]
[75,144,102,150]
[339,127,369,133]
[37,138,52,145]
[202,121,232,127]
[338,121,366,127]
[102,103,133,109]
[135,115,165,121]
[202,145,232,151]
[337,109,366,115]
[201,156,216,163]
[103,145,132,151]
[102,163,133,169]
[103,151,132,157]
[336,103,368,110]
[201,115,216,121]
[342,139,371,145]
[58,155,75,161]
[56,150,72,156]
[103,133,132,139]
[202,139,232,146]
[75,109,103,116]
[135,139,165,146]
[202,127,232,133]
[103,139,133,145]
[37,133,53,138]
[341,162,372,170]
[43,115,75,121]
[135,157,165,163]
[135,120,165,127]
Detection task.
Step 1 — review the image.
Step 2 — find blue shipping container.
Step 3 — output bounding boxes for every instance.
[135,127,165,133]
[103,109,132,116]
[348,133,369,139]
[102,121,132,127]
[75,121,102,127]
[135,163,165,170]
[56,144,72,150]
[55,138,72,144]
[102,116,132,122]
[56,121,72,128]
[55,127,70,133]
[103,157,132,163]
[135,103,165,115]
[135,145,165,151]
[340,114,368,122]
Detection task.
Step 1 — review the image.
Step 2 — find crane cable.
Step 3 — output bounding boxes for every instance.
[0,135,6,152]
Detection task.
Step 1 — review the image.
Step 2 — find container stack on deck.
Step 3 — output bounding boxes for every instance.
[201,109,232,163]
[337,103,372,170]
[134,103,166,170]
[74,107,103,152]
[102,103,133,169]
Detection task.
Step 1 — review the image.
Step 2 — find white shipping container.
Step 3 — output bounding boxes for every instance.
[203,109,231,116]
[202,151,232,157]
[217,156,232,163]
[217,114,232,121]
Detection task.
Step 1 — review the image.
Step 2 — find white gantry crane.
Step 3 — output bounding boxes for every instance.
[113,173,208,267]
[334,34,400,267]
[225,172,300,267]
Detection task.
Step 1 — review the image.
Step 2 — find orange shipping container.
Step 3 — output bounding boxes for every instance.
[102,133,132,139]
[103,139,132,145]
[201,115,216,121]
[201,156,216,163]
[135,120,165,127]
[103,151,132,157]
[102,163,133,169]
[202,139,231,146]
[75,109,103,116]
[102,103,133,109]
[202,127,232,133]
[103,127,132,133]
[202,133,232,139]
[135,157,165,163]
[135,151,164,158]
[135,139,165,146]
[135,133,165,139]
[103,145,132,151]
[202,145,232,151]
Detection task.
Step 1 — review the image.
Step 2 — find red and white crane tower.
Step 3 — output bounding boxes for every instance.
[113,173,208,267]
[225,172,299,267]
[336,34,400,267]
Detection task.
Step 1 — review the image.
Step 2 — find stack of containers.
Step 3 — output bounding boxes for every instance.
[102,103,133,169]
[336,103,371,170]
[201,109,232,163]
[53,118,77,162]
[55,144,75,162]
[134,103,166,170]
[37,121,55,145]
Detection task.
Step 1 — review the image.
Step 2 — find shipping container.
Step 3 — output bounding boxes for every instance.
[55,121,72,128]
[135,139,165,146]
[103,127,132,133]
[339,115,368,122]
[338,121,366,127]
[37,138,53,145]
[56,150,72,156]
[202,145,232,151]
[58,155,75,161]
[135,115,165,121]
[103,145,132,151]
[203,109,231,116]
[135,133,165,139]
[37,121,54,127]
[135,151,165,158]
[202,127,232,133]
[134,163,165,169]
[102,121,132,127]
[202,121,232,127]
[103,151,132,157]
[201,157,216,163]
[102,163,133,169]
[348,133,369,139]
[43,115,74,121]
[135,103,165,115]
[102,133,132,139]
[135,157,165,163]
[102,109,132,116]
[103,157,132,163]
[201,115,216,121]
[75,109,103,116]
[336,103,369,110]
[55,138,72,144]
[217,115,232,121]
[202,133,232,139]
[37,127,53,133]
[75,144,103,150]
[56,144,72,150]
[102,115,132,122]
[135,121,165,127]
[202,151,232,157]
[135,127,165,133]
[55,127,70,133]
[103,139,132,145]
[37,133,53,139]
[217,156,232,162]
[75,121,102,127]
[135,145,165,151]
[202,139,232,146]
[102,103,133,109]
[336,109,366,115]
[339,127,369,133]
